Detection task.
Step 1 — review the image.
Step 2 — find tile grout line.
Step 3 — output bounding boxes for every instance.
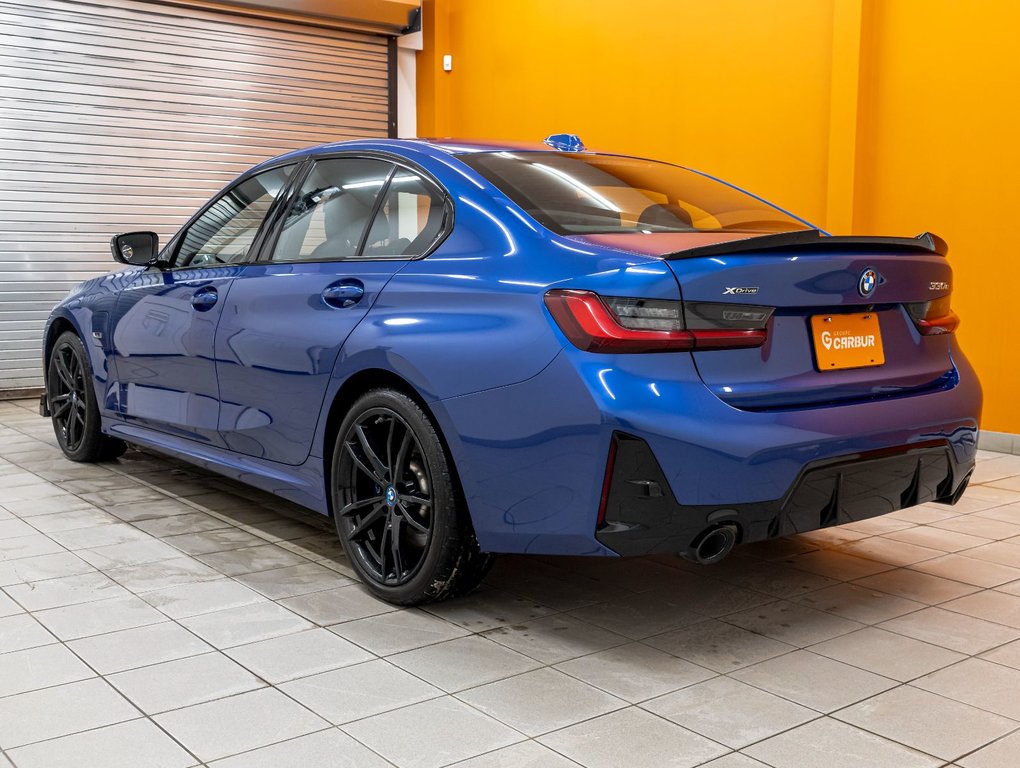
[5,404,1020,766]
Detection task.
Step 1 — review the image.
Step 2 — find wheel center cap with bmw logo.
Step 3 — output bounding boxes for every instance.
[385,486,397,506]
[858,268,879,298]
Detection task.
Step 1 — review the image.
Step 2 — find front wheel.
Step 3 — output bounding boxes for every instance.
[331,389,493,605]
[47,331,126,462]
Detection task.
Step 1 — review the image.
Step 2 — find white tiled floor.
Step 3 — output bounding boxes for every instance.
[2,396,1020,767]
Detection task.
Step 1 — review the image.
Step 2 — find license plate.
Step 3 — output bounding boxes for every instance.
[810,312,885,371]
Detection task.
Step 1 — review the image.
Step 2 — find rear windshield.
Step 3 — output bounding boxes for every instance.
[458,151,810,236]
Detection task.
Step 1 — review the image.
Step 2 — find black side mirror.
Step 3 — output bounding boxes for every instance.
[111,231,160,266]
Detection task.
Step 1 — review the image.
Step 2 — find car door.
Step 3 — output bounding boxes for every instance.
[213,155,450,464]
[109,164,295,445]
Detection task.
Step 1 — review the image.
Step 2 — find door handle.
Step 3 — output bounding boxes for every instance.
[322,281,365,308]
[190,287,218,311]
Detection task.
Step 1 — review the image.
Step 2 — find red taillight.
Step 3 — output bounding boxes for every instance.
[916,312,960,335]
[682,328,768,349]
[544,289,769,353]
[906,296,960,336]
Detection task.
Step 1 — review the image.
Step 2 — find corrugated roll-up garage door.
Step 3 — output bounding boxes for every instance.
[0,0,395,389]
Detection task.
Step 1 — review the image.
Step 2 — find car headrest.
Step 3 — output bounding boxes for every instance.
[637,203,694,230]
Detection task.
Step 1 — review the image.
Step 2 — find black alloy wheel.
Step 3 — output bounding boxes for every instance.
[337,407,433,585]
[332,389,494,605]
[49,339,88,452]
[46,331,126,462]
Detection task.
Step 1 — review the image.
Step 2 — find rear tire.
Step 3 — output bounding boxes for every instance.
[331,388,494,605]
[47,331,127,463]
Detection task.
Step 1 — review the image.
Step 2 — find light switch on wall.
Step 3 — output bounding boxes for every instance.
[443,54,452,71]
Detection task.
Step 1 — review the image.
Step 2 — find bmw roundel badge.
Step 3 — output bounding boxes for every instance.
[858,268,878,298]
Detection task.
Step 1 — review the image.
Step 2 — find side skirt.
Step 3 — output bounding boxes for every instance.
[105,420,329,515]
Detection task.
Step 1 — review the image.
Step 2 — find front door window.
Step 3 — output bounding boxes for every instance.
[176,166,294,268]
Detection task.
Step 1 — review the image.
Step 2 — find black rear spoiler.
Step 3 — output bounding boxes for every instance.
[665,229,948,259]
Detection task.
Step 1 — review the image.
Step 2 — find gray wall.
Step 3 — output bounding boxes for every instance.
[0,0,392,388]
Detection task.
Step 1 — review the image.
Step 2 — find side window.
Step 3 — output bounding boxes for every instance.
[271,158,394,263]
[176,165,293,268]
[363,171,448,258]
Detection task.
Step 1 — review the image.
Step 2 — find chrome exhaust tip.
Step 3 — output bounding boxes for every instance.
[684,523,739,565]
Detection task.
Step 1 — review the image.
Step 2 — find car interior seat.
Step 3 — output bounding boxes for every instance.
[636,202,694,231]
[309,191,376,260]
[402,198,447,255]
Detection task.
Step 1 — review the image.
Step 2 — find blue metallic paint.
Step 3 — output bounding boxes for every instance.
[43,138,982,558]
[214,259,406,465]
[543,133,587,152]
[110,265,243,445]
[666,250,956,408]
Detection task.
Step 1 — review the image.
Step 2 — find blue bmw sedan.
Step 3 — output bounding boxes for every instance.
[41,134,981,604]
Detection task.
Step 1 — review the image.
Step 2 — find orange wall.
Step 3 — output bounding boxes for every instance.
[420,0,836,224]
[852,0,1020,434]
[418,0,1020,434]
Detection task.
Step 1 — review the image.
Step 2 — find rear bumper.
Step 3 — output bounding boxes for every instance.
[597,433,974,556]
[439,342,980,557]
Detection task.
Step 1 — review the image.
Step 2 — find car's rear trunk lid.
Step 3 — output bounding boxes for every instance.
[569,230,957,410]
